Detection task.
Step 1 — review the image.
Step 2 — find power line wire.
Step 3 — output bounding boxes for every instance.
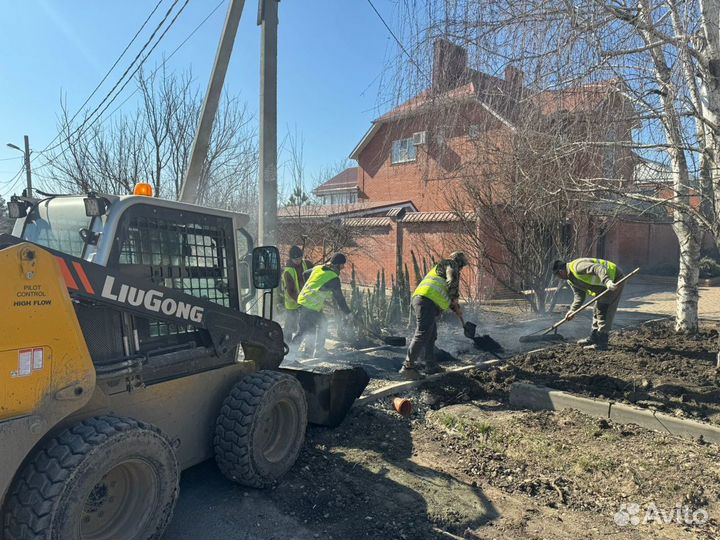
[35,0,224,176]
[365,0,430,82]
[1,165,25,195]
[35,0,183,160]
[58,0,166,135]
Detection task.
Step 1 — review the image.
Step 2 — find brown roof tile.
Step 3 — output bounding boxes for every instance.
[344,217,392,227]
[401,211,468,223]
[314,167,359,194]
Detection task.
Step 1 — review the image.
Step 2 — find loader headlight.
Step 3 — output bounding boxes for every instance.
[7,198,28,219]
[83,193,110,217]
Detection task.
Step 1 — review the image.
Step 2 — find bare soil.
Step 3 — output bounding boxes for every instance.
[477,320,720,423]
[265,321,720,539]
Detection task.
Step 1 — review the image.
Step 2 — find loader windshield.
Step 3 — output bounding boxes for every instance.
[21,198,93,258]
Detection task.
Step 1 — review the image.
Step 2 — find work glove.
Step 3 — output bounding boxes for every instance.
[565,311,575,321]
[605,280,618,291]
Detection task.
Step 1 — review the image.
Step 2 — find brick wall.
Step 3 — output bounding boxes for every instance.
[357,107,507,211]
[602,220,679,270]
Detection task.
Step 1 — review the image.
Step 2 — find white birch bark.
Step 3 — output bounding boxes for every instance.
[639,0,701,332]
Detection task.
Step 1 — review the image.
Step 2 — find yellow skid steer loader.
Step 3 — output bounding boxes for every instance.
[0,190,368,540]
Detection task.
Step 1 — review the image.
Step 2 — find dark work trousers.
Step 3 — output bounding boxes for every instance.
[283,308,301,340]
[291,307,327,357]
[406,295,440,367]
[593,282,624,336]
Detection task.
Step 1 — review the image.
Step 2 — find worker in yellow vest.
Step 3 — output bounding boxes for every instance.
[552,258,624,351]
[291,253,351,358]
[281,245,311,339]
[400,251,469,380]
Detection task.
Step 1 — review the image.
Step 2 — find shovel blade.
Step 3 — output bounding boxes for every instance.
[473,334,504,352]
[519,333,565,343]
[463,321,477,339]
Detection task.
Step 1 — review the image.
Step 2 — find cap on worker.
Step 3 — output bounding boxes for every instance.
[330,253,347,266]
[289,245,303,259]
[450,251,468,268]
[552,260,566,274]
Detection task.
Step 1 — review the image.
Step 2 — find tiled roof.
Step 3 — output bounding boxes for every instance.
[535,80,623,115]
[344,217,392,227]
[401,211,467,223]
[278,200,417,219]
[314,167,359,194]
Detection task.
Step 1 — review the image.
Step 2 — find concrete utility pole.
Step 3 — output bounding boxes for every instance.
[6,135,32,198]
[258,0,279,247]
[179,0,246,204]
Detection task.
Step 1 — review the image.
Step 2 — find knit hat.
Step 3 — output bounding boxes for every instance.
[330,253,347,266]
[552,260,566,274]
[450,251,468,268]
[289,245,303,259]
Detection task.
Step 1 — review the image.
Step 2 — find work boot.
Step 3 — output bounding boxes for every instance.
[577,331,598,347]
[399,362,422,380]
[584,333,609,351]
[421,361,444,375]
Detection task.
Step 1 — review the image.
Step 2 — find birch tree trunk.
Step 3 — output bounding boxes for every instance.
[699,0,720,247]
[639,0,701,332]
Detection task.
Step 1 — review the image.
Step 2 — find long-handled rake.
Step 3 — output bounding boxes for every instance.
[519,267,640,343]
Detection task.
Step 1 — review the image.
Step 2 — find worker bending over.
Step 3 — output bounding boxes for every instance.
[552,257,624,351]
[292,253,351,358]
[401,251,469,380]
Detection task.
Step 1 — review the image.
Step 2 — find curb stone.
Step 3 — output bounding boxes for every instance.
[510,382,720,444]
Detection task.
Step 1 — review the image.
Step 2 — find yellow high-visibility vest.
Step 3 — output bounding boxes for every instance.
[412,265,451,311]
[297,266,338,312]
[282,261,309,310]
[568,258,618,296]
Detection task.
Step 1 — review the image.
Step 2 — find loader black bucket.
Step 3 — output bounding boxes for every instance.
[280,365,370,427]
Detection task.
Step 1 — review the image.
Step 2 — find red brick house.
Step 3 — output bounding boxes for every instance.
[279,39,680,298]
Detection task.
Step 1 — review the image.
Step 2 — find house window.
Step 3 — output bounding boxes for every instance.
[603,128,618,179]
[391,138,417,164]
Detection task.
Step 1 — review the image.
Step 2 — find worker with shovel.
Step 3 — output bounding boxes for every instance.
[291,253,351,358]
[400,251,469,380]
[552,258,624,351]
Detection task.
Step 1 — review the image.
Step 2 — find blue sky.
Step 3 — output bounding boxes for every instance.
[0,0,402,200]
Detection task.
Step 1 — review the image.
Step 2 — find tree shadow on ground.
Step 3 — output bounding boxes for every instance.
[278,405,500,539]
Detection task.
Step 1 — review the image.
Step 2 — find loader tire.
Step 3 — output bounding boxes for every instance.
[3,416,179,540]
[214,370,307,488]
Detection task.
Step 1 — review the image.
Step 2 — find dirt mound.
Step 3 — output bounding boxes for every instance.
[471,321,720,423]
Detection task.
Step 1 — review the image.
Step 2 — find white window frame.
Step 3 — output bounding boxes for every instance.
[391,137,417,164]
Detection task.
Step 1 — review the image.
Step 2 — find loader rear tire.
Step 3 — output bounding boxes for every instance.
[2,416,179,540]
[214,370,307,488]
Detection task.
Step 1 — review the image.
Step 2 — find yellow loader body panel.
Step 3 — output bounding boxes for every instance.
[0,243,95,420]
[0,243,95,503]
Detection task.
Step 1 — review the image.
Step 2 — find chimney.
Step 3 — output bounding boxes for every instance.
[504,65,525,89]
[432,39,468,93]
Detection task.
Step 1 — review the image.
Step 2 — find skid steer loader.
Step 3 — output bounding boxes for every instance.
[0,188,369,540]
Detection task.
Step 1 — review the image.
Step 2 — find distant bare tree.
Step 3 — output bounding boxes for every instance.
[447,107,604,312]
[0,196,13,234]
[39,68,258,223]
[277,127,360,261]
[389,0,719,332]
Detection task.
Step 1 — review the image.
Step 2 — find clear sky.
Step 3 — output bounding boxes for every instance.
[0,0,401,200]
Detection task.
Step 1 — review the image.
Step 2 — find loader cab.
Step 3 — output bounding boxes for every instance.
[13,194,272,367]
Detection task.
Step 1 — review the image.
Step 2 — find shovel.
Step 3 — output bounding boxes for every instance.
[519,267,640,343]
[459,315,505,359]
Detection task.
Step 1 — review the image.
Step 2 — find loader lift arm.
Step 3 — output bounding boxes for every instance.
[0,233,285,371]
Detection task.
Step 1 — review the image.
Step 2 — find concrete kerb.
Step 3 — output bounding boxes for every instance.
[510,382,720,445]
